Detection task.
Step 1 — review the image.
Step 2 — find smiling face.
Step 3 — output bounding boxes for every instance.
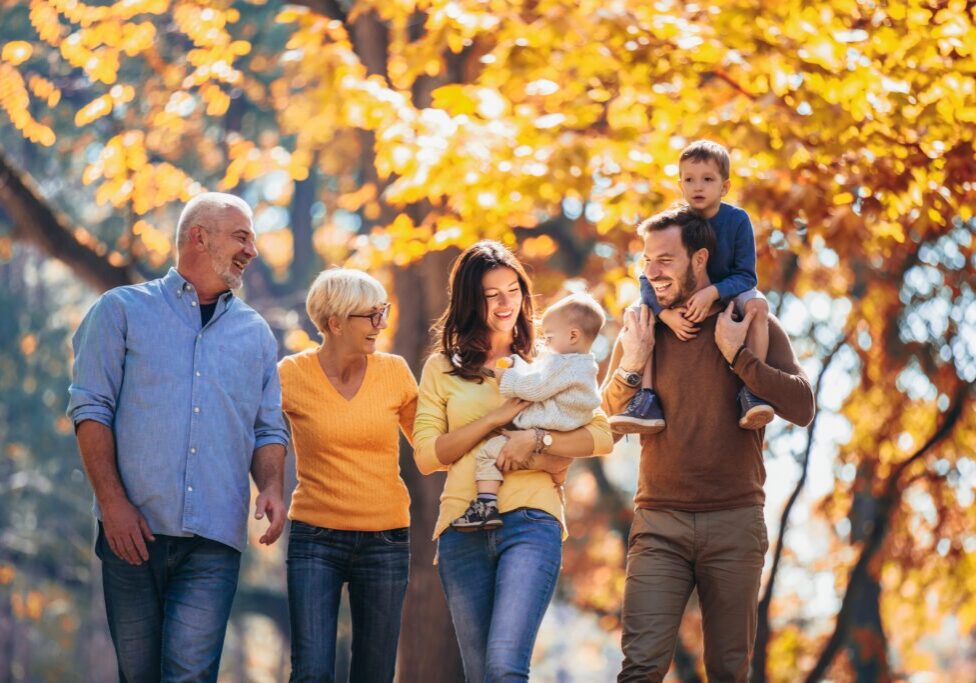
[344,303,389,354]
[678,158,730,218]
[481,266,524,336]
[200,207,257,290]
[642,225,706,308]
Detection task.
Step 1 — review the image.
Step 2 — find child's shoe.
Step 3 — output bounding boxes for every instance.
[481,500,503,530]
[738,387,774,429]
[451,499,503,532]
[609,388,665,435]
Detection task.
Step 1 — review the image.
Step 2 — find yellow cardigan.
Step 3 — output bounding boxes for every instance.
[279,349,417,531]
[413,353,613,540]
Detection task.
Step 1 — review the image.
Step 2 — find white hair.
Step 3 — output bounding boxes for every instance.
[306,268,387,335]
[176,192,253,249]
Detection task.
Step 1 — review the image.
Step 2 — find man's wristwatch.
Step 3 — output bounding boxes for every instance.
[614,366,642,387]
[533,428,553,454]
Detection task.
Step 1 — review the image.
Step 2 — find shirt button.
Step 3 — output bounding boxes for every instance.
[193,407,200,413]
[187,486,193,492]
[191,301,197,307]
[197,333,202,339]
[190,447,197,454]
[195,371,201,377]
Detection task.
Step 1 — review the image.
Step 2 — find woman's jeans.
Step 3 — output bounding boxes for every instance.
[287,521,410,682]
[95,523,241,683]
[437,508,563,682]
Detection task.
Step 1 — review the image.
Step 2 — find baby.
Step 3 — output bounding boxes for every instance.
[451,293,605,531]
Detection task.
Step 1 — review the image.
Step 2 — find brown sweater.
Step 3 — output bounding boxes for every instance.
[602,310,815,512]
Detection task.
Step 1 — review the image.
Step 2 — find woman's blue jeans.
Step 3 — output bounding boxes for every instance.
[287,521,410,682]
[437,508,563,682]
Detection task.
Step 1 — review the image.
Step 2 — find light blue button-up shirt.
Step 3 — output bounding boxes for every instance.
[67,268,289,551]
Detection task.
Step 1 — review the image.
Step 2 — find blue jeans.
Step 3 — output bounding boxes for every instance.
[287,521,410,682]
[95,522,241,683]
[437,508,563,682]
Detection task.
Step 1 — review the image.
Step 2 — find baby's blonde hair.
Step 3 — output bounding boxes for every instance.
[543,293,606,343]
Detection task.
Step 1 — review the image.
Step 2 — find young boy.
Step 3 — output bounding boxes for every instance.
[451,293,605,531]
[610,139,774,434]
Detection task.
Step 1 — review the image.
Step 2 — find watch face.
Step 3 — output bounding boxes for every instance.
[542,433,553,446]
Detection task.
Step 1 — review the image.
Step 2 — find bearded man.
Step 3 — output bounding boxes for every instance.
[67,192,289,682]
[602,203,815,682]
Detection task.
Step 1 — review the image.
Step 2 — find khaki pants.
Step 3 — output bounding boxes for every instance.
[619,507,768,683]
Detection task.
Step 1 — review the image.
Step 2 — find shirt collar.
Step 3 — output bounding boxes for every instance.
[164,267,234,304]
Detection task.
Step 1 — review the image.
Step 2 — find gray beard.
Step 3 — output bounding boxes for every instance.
[208,249,242,290]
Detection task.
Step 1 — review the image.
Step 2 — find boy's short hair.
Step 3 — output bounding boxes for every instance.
[544,293,606,343]
[679,140,731,180]
[637,203,717,261]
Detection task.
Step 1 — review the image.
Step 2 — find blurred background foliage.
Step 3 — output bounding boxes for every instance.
[0,0,974,680]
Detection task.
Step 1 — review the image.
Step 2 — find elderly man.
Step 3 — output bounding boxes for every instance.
[603,204,815,682]
[67,192,289,682]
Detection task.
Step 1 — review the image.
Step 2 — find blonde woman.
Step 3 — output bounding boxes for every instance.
[279,268,417,682]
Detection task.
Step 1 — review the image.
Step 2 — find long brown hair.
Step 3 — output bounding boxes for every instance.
[433,241,536,382]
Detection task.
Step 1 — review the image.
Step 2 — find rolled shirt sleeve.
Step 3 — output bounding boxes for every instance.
[253,332,289,449]
[67,294,126,429]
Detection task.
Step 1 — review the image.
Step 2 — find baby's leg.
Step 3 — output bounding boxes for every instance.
[475,435,506,495]
[743,297,769,363]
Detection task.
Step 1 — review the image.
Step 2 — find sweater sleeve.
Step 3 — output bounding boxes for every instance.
[600,335,639,417]
[395,355,418,447]
[584,409,614,456]
[732,316,815,427]
[714,209,759,300]
[412,354,451,475]
[499,355,583,402]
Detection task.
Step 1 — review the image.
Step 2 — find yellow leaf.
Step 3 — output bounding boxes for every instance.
[75,94,113,126]
[1,41,33,66]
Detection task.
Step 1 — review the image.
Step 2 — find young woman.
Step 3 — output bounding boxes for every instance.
[413,241,613,681]
[279,268,417,682]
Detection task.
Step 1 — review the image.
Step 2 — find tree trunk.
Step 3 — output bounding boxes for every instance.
[393,248,465,682]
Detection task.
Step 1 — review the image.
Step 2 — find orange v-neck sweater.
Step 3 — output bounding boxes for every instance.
[278,349,418,531]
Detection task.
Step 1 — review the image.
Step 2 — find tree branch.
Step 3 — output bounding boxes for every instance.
[804,382,971,682]
[0,149,133,292]
[751,330,850,683]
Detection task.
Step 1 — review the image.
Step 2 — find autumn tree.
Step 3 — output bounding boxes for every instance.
[1,0,974,680]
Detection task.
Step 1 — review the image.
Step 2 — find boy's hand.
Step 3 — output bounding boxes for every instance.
[659,307,699,341]
[684,285,719,323]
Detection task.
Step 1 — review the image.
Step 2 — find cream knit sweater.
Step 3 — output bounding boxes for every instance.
[498,352,601,432]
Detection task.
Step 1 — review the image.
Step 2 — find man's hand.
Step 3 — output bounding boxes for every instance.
[715,301,755,363]
[101,498,155,565]
[254,489,286,545]
[659,307,699,341]
[684,285,719,323]
[496,429,536,472]
[619,305,656,371]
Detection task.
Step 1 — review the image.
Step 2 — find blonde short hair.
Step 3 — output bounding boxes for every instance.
[306,268,387,335]
[543,293,606,343]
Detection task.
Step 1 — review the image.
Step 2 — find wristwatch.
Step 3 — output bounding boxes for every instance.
[614,366,642,387]
[533,428,553,454]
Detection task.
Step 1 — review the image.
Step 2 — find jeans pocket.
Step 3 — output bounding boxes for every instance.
[289,520,329,540]
[379,527,410,546]
[519,508,560,526]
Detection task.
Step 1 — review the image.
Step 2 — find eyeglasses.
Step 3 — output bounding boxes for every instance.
[348,303,391,328]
